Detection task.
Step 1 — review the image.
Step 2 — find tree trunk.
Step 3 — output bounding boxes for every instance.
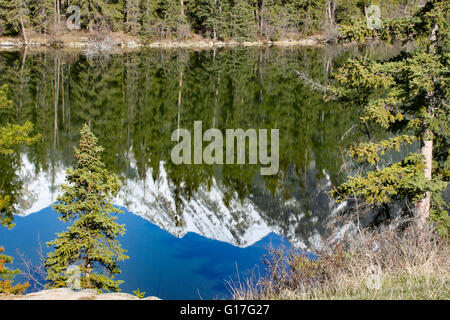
[57,0,61,24]
[415,23,439,228]
[85,261,91,288]
[179,0,185,39]
[53,58,60,154]
[88,1,94,32]
[416,136,433,227]
[213,0,217,41]
[326,0,336,26]
[61,64,65,125]
[54,0,57,29]
[177,70,183,138]
[19,8,28,45]
[260,0,265,39]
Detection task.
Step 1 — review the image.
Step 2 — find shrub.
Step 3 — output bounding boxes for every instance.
[232,224,449,300]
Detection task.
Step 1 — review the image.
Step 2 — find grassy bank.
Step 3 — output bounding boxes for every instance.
[231,224,449,300]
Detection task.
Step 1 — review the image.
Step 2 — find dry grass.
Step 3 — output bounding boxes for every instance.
[230,223,449,300]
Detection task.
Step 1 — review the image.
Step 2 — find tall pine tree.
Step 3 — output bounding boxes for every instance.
[45,124,128,292]
[328,0,449,232]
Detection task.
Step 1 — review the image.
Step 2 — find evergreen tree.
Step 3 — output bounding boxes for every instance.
[68,0,123,31]
[139,0,158,39]
[156,0,188,39]
[187,0,229,40]
[30,0,53,34]
[328,0,449,232]
[0,0,30,42]
[230,0,257,41]
[0,0,423,41]
[125,0,141,34]
[45,124,128,292]
[0,247,29,295]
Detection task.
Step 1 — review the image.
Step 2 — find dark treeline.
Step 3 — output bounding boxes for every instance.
[0,1,422,42]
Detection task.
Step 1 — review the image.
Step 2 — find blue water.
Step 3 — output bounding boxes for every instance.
[0,207,289,299]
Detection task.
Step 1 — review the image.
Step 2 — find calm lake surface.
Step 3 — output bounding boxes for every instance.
[0,44,397,299]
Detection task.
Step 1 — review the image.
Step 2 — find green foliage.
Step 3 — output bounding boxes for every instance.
[44,124,128,292]
[0,85,40,156]
[0,84,37,296]
[349,135,415,165]
[332,153,446,204]
[69,0,123,31]
[0,85,39,228]
[0,122,41,156]
[0,195,11,227]
[0,84,12,109]
[0,46,373,232]
[338,17,378,43]
[230,0,257,42]
[336,0,426,43]
[30,0,53,33]
[0,153,22,229]
[0,246,30,295]
[327,0,450,231]
[156,0,185,38]
[0,0,423,42]
[133,288,146,299]
[0,0,30,36]
[125,0,140,34]
[187,0,226,39]
[430,208,449,237]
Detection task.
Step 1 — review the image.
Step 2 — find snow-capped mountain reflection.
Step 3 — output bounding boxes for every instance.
[16,153,349,251]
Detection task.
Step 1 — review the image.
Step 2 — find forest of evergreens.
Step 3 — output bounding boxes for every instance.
[0,1,423,42]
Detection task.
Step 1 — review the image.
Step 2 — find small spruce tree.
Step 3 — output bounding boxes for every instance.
[45,124,128,292]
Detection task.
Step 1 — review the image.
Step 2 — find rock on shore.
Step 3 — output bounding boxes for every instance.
[0,288,160,300]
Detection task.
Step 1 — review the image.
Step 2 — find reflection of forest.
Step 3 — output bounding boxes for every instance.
[0,45,397,248]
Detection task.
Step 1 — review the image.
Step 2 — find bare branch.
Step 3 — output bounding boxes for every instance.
[16,234,47,292]
[294,69,329,94]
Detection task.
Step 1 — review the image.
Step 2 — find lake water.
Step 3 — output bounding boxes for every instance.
[0,44,397,299]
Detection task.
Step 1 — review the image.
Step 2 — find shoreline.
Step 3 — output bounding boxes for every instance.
[0,288,161,300]
[0,34,324,51]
